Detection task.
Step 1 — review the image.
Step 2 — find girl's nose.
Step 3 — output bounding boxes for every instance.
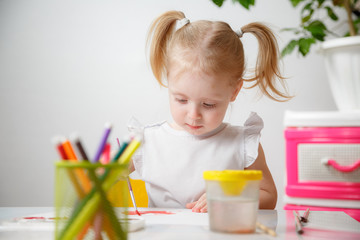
[188,104,202,120]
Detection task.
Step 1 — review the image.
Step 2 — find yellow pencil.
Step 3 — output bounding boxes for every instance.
[117,136,141,164]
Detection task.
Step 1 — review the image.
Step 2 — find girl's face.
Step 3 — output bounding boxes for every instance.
[168,71,241,136]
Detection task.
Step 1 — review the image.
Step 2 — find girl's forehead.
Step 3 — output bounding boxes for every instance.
[168,67,231,86]
[168,70,234,99]
[167,49,238,87]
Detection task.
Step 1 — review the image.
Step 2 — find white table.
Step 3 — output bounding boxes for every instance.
[1,207,359,239]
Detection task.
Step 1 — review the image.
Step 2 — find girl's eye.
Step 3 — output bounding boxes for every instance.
[203,103,216,108]
[176,98,187,104]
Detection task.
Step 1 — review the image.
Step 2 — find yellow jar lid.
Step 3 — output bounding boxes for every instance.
[204,170,262,196]
[203,170,262,181]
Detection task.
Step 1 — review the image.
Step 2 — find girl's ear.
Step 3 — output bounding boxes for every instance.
[230,80,243,102]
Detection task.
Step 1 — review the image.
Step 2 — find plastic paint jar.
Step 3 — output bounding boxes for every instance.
[203,170,262,233]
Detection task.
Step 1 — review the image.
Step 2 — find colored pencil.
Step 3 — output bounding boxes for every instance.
[52,136,84,198]
[118,136,141,165]
[93,122,112,162]
[61,163,129,239]
[72,135,119,240]
[53,136,67,159]
[101,143,111,164]
[62,139,92,193]
[93,210,103,240]
[59,136,136,240]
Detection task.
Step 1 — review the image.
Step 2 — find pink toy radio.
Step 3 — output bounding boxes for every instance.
[283,111,360,221]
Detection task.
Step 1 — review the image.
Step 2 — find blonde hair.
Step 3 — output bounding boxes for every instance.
[147,10,291,101]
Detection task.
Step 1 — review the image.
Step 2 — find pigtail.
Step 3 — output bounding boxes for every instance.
[242,23,292,102]
[146,11,185,87]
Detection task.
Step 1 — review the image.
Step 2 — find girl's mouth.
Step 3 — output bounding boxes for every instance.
[186,124,202,130]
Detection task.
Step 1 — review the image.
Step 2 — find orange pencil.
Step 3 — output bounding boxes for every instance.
[62,139,92,193]
[62,138,93,240]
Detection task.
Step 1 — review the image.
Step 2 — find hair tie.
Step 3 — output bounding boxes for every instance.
[176,18,190,31]
[235,29,243,38]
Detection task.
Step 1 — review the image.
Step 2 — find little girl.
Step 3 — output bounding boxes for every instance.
[129,10,291,212]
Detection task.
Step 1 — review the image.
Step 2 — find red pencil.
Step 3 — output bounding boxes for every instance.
[52,136,85,198]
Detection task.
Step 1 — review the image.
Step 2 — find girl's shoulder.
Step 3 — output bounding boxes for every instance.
[243,112,264,133]
[128,116,167,131]
[143,121,167,130]
[225,112,264,134]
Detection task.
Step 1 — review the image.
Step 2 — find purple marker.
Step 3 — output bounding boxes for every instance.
[93,122,112,162]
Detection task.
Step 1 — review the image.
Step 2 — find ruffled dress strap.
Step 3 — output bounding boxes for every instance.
[127,116,145,175]
[127,116,145,136]
[243,112,264,168]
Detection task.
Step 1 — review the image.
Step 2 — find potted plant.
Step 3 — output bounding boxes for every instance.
[211,0,360,111]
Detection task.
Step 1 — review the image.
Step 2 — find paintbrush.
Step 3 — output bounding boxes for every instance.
[293,210,304,235]
[256,222,277,237]
[127,177,141,216]
[300,208,310,223]
[116,137,141,216]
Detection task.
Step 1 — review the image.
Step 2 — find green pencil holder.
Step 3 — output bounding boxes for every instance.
[54,161,129,240]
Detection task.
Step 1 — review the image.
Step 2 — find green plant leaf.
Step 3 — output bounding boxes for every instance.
[301,2,313,15]
[325,6,338,21]
[281,39,299,57]
[304,20,327,41]
[290,0,305,7]
[281,27,301,33]
[232,0,255,10]
[301,2,314,23]
[302,10,314,23]
[317,0,325,7]
[298,38,316,56]
[212,0,225,7]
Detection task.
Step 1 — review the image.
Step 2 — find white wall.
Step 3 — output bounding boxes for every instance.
[0,0,336,208]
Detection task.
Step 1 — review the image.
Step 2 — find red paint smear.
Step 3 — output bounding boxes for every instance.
[23,217,45,220]
[125,210,175,215]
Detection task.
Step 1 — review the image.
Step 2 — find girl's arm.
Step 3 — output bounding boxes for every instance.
[187,143,277,212]
[245,143,277,209]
